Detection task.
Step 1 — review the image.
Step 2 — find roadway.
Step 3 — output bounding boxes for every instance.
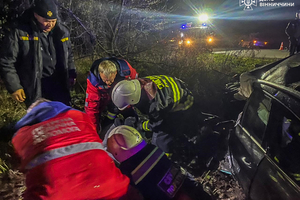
[213,49,290,59]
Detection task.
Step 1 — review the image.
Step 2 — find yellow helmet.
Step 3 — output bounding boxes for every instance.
[107,125,146,162]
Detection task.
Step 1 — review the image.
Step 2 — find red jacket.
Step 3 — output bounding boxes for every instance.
[85,58,138,131]
[12,102,129,200]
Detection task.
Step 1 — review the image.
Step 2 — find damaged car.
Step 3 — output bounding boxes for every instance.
[228,54,300,200]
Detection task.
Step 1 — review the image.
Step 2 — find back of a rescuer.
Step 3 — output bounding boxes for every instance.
[12,99,133,200]
[107,125,212,200]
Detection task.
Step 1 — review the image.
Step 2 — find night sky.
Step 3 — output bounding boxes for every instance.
[174,0,300,47]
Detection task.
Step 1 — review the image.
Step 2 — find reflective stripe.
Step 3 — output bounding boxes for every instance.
[159,75,180,104]
[290,173,300,181]
[20,36,38,41]
[86,93,88,98]
[183,95,194,110]
[142,120,150,131]
[107,111,117,120]
[131,147,164,185]
[20,36,29,40]
[85,101,88,107]
[61,37,69,42]
[165,76,180,103]
[25,142,105,170]
[172,95,194,112]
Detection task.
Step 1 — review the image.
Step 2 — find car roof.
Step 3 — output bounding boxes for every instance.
[251,54,300,118]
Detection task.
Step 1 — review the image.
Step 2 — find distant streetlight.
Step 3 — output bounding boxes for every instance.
[198,13,209,22]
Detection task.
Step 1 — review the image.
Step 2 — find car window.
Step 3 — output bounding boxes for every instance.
[272,114,300,185]
[241,90,271,143]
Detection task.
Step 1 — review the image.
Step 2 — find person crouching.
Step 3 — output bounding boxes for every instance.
[107,125,212,200]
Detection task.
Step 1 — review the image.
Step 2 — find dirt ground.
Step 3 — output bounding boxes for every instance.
[197,162,246,200]
[0,110,246,199]
[0,163,245,200]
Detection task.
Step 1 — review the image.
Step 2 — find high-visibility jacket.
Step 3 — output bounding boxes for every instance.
[135,75,194,132]
[12,101,129,200]
[85,57,138,131]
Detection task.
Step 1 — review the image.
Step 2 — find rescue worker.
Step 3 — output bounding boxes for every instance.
[111,75,194,153]
[286,9,300,56]
[12,99,137,200]
[85,57,138,133]
[107,125,212,200]
[0,0,76,107]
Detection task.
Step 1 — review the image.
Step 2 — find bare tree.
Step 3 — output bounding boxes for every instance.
[58,0,177,58]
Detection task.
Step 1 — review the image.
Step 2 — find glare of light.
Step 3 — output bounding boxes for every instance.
[186,40,191,45]
[264,42,268,45]
[241,40,244,42]
[253,40,257,43]
[198,13,209,22]
[181,25,186,29]
[180,32,184,37]
[179,40,183,45]
[208,37,213,42]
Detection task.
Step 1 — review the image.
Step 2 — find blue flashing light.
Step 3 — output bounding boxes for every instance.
[181,24,186,29]
[202,23,207,26]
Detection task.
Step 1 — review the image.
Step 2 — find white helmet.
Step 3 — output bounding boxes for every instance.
[107,125,147,163]
[112,79,141,110]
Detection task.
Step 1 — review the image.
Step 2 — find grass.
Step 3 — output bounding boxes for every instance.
[0,85,27,129]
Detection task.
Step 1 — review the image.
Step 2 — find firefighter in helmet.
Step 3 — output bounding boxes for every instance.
[111,75,194,153]
[107,125,212,200]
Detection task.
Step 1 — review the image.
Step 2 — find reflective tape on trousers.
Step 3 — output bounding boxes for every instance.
[25,142,105,170]
[131,147,165,185]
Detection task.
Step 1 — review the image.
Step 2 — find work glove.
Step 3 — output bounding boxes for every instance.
[114,118,124,127]
[122,116,151,132]
[124,116,138,127]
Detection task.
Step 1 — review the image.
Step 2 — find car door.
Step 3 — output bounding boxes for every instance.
[249,101,300,200]
[229,89,272,195]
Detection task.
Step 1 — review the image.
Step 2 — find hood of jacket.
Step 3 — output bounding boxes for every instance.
[14,101,73,131]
